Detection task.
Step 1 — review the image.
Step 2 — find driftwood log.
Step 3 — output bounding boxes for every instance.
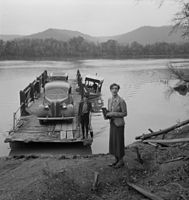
[143,138,189,144]
[127,182,164,200]
[136,119,189,140]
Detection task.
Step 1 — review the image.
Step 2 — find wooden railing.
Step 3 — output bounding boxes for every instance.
[12,70,48,131]
[19,70,47,116]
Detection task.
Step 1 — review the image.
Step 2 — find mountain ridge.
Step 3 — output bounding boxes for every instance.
[0,25,186,45]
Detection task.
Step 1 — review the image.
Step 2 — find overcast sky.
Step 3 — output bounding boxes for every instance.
[0,0,180,36]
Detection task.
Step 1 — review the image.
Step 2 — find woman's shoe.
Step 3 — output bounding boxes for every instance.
[108,160,118,167]
[113,161,124,169]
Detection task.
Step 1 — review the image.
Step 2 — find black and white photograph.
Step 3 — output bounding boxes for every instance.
[0,0,189,199]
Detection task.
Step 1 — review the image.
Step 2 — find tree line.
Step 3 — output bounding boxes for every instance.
[0,37,189,59]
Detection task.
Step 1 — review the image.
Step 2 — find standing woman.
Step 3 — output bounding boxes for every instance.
[106,83,127,169]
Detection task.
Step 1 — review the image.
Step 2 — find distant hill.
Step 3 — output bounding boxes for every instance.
[24,28,96,42]
[0,34,23,41]
[0,26,187,45]
[108,26,186,45]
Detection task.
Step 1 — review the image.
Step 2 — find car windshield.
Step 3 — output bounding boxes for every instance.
[45,88,68,100]
[50,76,67,81]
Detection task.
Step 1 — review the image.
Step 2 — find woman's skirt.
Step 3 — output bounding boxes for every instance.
[109,122,125,159]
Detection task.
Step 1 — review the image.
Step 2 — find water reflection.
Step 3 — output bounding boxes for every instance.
[9,142,92,156]
[164,80,189,97]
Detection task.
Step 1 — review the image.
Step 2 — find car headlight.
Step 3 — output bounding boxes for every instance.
[62,103,67,109]
[44,104,49,110]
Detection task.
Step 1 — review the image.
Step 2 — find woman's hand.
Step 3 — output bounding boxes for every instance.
[106,112,114,118]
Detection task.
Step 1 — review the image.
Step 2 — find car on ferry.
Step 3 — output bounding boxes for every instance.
[37,77,74,124]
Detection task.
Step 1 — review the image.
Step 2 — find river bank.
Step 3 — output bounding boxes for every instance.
[1,54,189,61]
[1,123,189,200]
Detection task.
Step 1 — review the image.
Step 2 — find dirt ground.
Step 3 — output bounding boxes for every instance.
[0,125,189,200]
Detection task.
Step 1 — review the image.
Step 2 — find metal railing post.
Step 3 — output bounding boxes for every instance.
[13,112,16,131]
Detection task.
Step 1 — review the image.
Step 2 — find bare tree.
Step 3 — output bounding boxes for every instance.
[173,1,189,38]
[137,0,189,37]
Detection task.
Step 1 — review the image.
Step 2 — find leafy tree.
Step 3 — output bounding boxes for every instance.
[100,40,119,57]
[130,42,144,56]
[0,37,189,59]
[0,40,5,57]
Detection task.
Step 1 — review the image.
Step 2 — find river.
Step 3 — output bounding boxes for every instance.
[0,59,189,157]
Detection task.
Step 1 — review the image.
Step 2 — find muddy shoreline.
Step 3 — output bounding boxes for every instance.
[0,124,189,200]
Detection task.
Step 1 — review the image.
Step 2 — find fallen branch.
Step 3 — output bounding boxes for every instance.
[148,129,154,133]
[127,182,164,200]
[145,141,169,148]
[143,138,189,144]
[135,147,143,164]
[164,156,185,164]
[91,172,99,191]
[156,143,169,147]
[136,119,189,140]
[146,142,158,147]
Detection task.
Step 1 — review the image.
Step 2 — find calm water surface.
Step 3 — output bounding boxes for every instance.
[0,59,189,157]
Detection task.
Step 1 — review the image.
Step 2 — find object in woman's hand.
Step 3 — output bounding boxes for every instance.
[102,107,110,119]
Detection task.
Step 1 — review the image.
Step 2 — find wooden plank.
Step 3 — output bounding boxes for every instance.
[136,119,189,140]
[74,116,81,138]
[143,138,189,144]
[38,117,74,120]
[67,131,73,139]
[54,124,62,132]
[127,182,164,200]
[14,131,48,134]
[72,117,77,138]
[18,127,47,130]
[66,121,74,139]
[60,131,66,140]
[5,138,84,143]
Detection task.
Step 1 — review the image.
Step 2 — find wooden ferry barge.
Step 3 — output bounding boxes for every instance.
[5,71,103,148]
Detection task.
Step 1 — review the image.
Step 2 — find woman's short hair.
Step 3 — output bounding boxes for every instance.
[110,83,120,90]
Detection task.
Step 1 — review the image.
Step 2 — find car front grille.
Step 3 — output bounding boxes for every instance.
[50,102,61,117]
